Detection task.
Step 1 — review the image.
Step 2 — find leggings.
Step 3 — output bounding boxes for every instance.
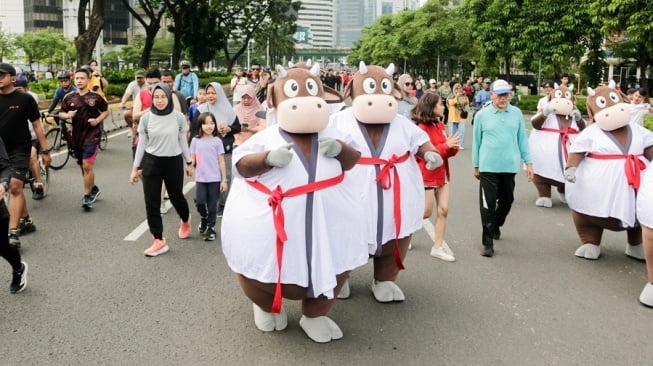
[0,212,22,271]
[141,153,190,239]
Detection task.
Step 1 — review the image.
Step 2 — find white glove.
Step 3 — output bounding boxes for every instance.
[570,109,582,121]
[543,105,555,116]
[265,143,294,168]
[318,138,342,158]
[564,166,577,183]
[424,151,443,170]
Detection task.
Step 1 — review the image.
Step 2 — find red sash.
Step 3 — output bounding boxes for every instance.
[540,127,579,161]
[587,153,646,191]
[246,172,345,314]
[358,151,411,271]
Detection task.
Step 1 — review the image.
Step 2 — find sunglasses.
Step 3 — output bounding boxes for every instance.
[251,67,261,71]
[405,82,413,86]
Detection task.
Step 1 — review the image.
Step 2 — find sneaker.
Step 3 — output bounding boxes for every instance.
[481,246,494,257]
[179,215,191,239]
[493,226,501,240]
[217,209,224,218]
[81,195,93,210]
[430,246,455,262]
[204,227,216,241]
[18,217,36,235]
[32,184,44,200]
[441,241,455,257]
[144,238,169,257]
[89,185,101,203]
[10,261,28,294]
[8,230,21,248]
[198,217,208,234]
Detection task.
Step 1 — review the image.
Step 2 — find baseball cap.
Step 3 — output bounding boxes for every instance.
[180,60,191,68]
[491,79,512,95]
[135,69,145,78]
[14,75,28,87]
[483,78,491,84]
[0,63,17,76]
[429,79,436,84]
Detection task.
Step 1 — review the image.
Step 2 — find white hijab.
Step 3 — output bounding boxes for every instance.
[199,82,237,125]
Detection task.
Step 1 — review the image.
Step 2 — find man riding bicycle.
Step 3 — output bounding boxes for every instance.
[46,71,77,116]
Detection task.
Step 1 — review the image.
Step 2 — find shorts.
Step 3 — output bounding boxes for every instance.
[7,145,31,182]
[74,142,99,165]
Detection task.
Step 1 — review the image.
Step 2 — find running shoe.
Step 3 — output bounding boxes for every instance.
[90,185,101,203]
[8,230,20,248]
[33,183,44,200]
[18,217,36,235]
[204,227,216,241]
[198,217,208,234]
[10,261,28,294]
[144,238,169,257]
[81,195,93,210]
[178,215,191,239]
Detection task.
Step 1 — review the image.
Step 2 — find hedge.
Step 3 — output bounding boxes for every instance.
[519,95,587,115]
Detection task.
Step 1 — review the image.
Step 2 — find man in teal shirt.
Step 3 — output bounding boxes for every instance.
[472,79,533,257]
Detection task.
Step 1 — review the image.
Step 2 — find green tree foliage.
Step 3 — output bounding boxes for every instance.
[14,29,74,71]
[588,0,653,90]
[0,29,16,61]
[162,0,201,68]
[180,2,223,70]
[119,0,166,68]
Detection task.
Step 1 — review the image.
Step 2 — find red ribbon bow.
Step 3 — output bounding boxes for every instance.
[587,153,646,191]
[540,127,579,161]
[358,151,411,270]
[246,172,345,313]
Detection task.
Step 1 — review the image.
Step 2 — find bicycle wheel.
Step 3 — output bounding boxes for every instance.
[46,128,70,170]
[99,130,108,151]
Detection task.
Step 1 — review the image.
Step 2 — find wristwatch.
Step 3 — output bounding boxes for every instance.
[42,149,50,154]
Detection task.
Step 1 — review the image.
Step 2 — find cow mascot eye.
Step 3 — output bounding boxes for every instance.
[380,78,393,95]
[362,78,376,94]
[608,92,620,103]
[305,79,318,96]
[554,90,563,98]
[283,79,300,98]
[595,96,607,108]
[565,91,572,99]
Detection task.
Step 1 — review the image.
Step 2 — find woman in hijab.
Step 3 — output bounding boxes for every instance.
[196,82,241,216]
[233,85,266,147]
[130,83,193,257]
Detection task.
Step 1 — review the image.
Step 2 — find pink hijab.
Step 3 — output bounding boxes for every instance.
[234,85,262,126]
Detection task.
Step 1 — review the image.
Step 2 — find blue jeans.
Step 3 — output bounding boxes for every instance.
[448,121,466,147]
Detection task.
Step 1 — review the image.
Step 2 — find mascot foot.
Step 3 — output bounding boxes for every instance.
[252,303,287,332]
[299,315,343,343]
[557,191,567,204]
[574,244,601,260]
[625,243,645,261]
[640,283,653,307]
[535,197,553,208]
[337,279,350,299]
[371,280,405,302]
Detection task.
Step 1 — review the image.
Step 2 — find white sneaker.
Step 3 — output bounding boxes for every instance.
[535,197,553,207]
[430,246,455,262]
[442,241,454,256]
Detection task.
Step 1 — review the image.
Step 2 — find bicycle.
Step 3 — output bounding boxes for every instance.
[42,111,74,170]
[25,151,50,199]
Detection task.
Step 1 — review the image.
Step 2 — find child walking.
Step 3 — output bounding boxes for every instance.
[189,112,228,241]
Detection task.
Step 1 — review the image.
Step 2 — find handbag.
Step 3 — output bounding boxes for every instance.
[460,110,468,119]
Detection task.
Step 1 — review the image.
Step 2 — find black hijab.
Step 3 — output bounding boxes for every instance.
[150,83,174,116]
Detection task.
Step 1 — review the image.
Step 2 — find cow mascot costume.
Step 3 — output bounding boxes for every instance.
[564,80,653,261]
[221,63,369,343]
[329,62,443,302]
[529,84,585,207]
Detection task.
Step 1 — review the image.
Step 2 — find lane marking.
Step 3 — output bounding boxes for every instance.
[123,181,196,241]
[422,218,435,242]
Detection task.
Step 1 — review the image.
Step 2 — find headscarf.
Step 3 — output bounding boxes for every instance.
[201,82,236,125]
[234,85,262,126]
[150,83,174,116]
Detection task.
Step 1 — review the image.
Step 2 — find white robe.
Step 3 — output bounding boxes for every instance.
[637,167,653,228]
[529,114,581,183]
[566,124,653,227]
[329,108,429,255]
[220,125,368,299]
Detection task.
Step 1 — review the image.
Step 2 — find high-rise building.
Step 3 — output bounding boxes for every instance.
[296,0,334,49]
[24,0,63,32]
[0,0,25,35]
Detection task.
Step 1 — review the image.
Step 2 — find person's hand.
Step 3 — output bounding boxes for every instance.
[447,134,460,149]
[543,104,555,116]
[570,109,582,121]
[265,143,294,168]
[186,164,194,177]
[424,151,443,170]
[564,166,577,183]
[318,138,342,158]
[130,168,142,185]
[41,153,51,167]
[473,167,480,180]
[525,164,534,182]
[220,181,228,192]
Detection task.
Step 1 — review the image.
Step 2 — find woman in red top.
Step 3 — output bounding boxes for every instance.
[412,93,461,261]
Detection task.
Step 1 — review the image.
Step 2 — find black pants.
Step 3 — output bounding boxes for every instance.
[479,172,515,247]
[195,182,220,228]
[141,153,190,239]
[0,211,21,271]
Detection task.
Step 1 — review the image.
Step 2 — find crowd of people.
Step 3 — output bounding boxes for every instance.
[1,59,652,342]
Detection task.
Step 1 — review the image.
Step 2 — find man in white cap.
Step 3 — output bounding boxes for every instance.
[472,79,533,257]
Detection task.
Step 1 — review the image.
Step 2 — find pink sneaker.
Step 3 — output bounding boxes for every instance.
[178,215,191,239]
[144,238,168,257]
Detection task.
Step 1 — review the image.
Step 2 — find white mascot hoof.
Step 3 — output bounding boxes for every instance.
[574,244,601,260]
[337,279,350,299]
[625,243,645,260]
[253,303,287,332]
[371,280,405,302]
[535,197,553,207]
[557,191,567,204]
[299,315,343,343]
[640,283,653,307]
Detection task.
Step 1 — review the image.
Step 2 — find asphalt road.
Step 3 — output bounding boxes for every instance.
[1,111,652,366]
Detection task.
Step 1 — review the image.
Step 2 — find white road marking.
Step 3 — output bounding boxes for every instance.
[123,181,196,241]
[423,218,435,242]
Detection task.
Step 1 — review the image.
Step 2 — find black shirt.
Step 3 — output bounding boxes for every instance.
[0,89,41,151]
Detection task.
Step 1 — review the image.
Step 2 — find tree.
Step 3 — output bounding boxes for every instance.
[75,0,105,66]
[588,0,653,91]
[14,29,73,71]
[179,2,223,70]
[119,0,165,68]
[161,0,201,69]
[0,29,16,62]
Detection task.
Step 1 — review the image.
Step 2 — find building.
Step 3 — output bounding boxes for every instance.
[24,0,63,32]
[296,0,335,49]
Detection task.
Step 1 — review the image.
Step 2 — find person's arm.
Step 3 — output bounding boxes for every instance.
[192,73,199,98]
[218,154,228,192]
[174,74,181,92]
[120,84,134,107]
[47,89,62,114]
[132,93,147,121]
